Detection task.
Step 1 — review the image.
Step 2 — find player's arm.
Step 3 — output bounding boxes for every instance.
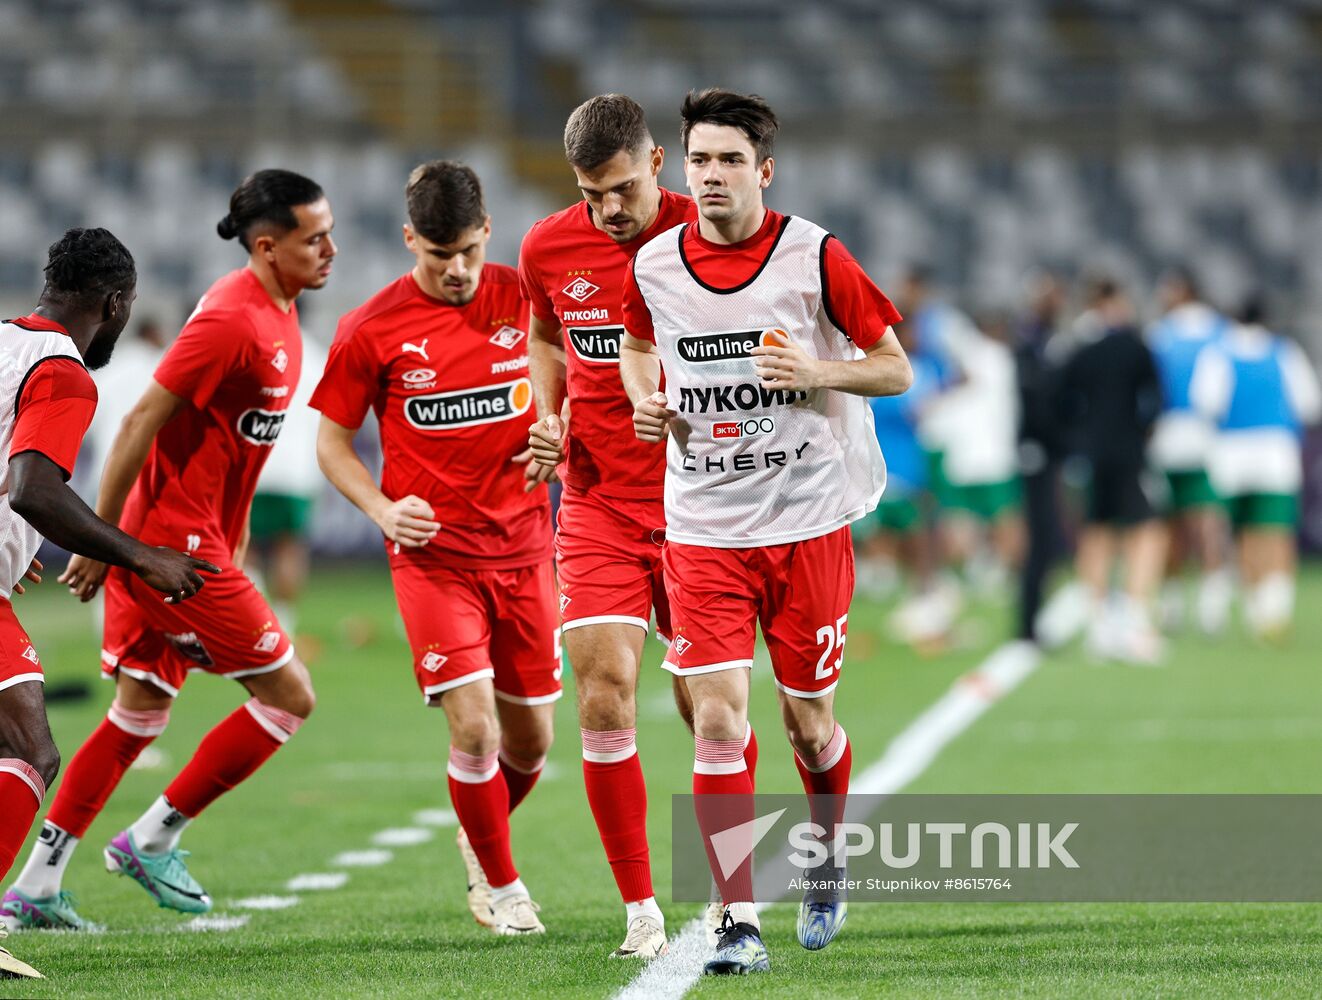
[315,415,439,548]
[11,453,217,603]
[753,328,912,398]
[619,261,674,442]
[59,379,188,599]
[527,313,570,469]
[620,332,674,443]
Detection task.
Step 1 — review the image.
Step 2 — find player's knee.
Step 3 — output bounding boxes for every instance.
[784,712,837,759]
[450,714,500,756]
[576,676,634,730]
[20,735,60,790]
[285,684,316,720]
[691,699,744,743]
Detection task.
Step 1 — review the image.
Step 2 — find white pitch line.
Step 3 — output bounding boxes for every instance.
[414,808,459,827]
[614,639,1041,1000]
[332,849,394,867]
[287,872,349,891]
[181,914,250,932]
[233,895,301,911]
[371,827,434,847]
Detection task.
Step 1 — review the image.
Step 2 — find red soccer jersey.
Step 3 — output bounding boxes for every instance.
[310,265,550,569]
[623,209,902,348]
[119,268,302,556]
[518,187,696,499]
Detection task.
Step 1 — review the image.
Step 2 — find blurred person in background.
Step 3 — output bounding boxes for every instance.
[1147,267,1232,635]
[247,332,328,644]
[1058,279,1165,663]
[1191,296,1321,642]
[1012,270,1071,645]
[856,324,946,648]
[939,309,1023,596]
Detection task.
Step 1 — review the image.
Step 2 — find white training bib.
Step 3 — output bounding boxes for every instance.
[632,215,886,547]
[0,320,85,597]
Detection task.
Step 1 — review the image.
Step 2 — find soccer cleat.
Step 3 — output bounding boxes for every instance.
[1,887,88,931]
[610,914,667,959]
[455,827,494,927]
[0,925,42,979]
[703,901,725,947]
[703,909,770,976]
[796,870,848,951]
[103,831,212,914]
[489,892,545,935]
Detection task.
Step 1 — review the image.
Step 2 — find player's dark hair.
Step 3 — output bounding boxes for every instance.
[1238,293,1267,326]
[217,169,324,250]
[563,94,654,171]
[41,227,136,307]
[405,160,486,247]
[1162,264,1199,300]
[680,88,779,163]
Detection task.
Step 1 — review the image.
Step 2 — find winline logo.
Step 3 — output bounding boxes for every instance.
[677,328,788,365]
[404,378,533,429]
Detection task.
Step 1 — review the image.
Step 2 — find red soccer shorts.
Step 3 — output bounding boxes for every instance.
[100,562,293,697]
[662,525,855,699]
[389,550,562,706]
[554,486,671,642]
[0,600,42,694]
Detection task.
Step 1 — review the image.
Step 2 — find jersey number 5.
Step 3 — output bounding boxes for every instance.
[814,614,848,681]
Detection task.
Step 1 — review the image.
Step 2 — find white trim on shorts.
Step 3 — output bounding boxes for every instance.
[223,646,296,680]
[774,677,841,699]
[104,663,180,698]
[0,672,43,693]
[660,658,754,677]
[493,688,564,706]
[422,667,496,704]
[561,614,649,633]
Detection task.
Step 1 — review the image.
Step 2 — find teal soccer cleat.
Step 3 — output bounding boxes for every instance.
[104,831,212,914]
[1,887,88,931]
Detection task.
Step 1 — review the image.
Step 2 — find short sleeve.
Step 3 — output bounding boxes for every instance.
[154,310,251,409]
[518,228,557,325]
[10,357,98,479]
[309,319,382,429]
[622,260,656,344]
[820,237,903,349]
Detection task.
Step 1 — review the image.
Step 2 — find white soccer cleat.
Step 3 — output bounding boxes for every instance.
[489,892,545,936]
[455,828,494,927]
[0,925,42,979]
[704,901,726,947]
[611,914,668,959]
[1036,581,1090,649]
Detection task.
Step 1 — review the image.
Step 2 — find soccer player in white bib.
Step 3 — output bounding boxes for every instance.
[620,89,912,975]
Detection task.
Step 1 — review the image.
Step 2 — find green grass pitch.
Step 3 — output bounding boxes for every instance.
[3,560,1320,998]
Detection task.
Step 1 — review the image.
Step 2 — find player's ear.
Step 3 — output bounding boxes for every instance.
[651,145,664,176]
[251,232,277,259]
[402,224,416,253]
[483,215,492,238]
[103,287,123,322]
[759,156,775,189]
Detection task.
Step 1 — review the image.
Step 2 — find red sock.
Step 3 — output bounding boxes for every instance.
[693,736,754,904]
[165,699,302,817]
[447,747,517,886]
[48,701,169,837]
[0,759,45,880]
[582,729,652,903]
[498,747,545,814]
[743,724,759,791]
[793,723,852,853]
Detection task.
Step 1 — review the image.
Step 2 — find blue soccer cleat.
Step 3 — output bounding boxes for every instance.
[703,909,770,976]
[797,866,848,950]
[103,831,212,914]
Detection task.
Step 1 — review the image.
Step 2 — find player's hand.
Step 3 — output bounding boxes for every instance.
[375,495,440,548]
[514,447,558,493]
[12,557,42,596]
[633,391,675,443]
[752,330,823,391]
[60,554,111,602]
[528,414,566,468]
[133,548,221,605]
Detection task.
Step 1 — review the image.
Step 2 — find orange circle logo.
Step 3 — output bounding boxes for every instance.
[510,378,533,412]
[760,328,789,348]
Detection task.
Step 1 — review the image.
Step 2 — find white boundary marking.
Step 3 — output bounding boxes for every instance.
[414,808,459,827]
[614,640,1041,1000]
[372,827,434,847]
[333,849,394,867]
[182,914,251,932]
[287,872,349,891]
[233,895,301,911]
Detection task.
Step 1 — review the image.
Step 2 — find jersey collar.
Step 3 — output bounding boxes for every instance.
[10,313,71,336]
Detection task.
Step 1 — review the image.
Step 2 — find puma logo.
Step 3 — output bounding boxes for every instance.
[402,339,430,361]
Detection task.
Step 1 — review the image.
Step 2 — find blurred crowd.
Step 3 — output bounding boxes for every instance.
[858,264,1321,662]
